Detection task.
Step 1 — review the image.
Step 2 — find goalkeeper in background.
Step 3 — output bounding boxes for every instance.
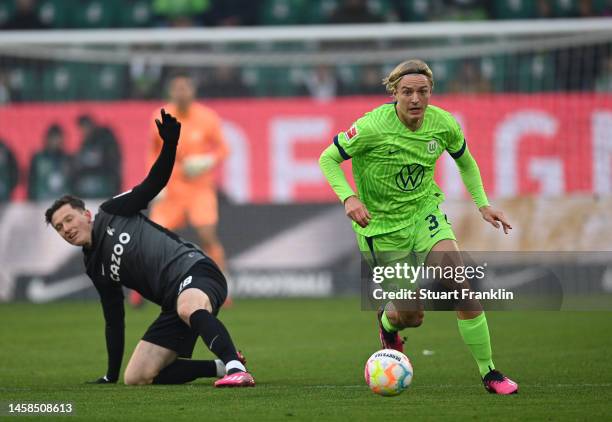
[319,59,518,395]
[150,71,228,271]
[130,72,229,308]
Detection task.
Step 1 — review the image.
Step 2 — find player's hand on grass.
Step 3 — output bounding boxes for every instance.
[344,195,371,228]
[86,375,117,384]
[479,205,512,234]
[155,108,181,146]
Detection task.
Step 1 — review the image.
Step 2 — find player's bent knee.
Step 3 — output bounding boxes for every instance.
[411,314,425,328]
[124,376,146,386]
[397,310,424,328]
[177,289,212,325]
[124,370,155,386]
[177,304,198,325]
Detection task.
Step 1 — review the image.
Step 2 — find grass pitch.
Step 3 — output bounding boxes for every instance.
[1,298,611,421]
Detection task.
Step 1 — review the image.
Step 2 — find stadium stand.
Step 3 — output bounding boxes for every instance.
[0,1,610,102]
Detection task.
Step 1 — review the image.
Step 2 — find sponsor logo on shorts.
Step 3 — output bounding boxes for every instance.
[178,276,193,294]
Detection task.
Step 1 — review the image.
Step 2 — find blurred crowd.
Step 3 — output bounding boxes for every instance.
[1,50,611,106]
[0,0,610,104]
[1,0,611,30]
[0,116,122,202]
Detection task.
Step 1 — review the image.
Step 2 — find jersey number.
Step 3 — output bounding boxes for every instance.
[425,214,439,231]
[425,213,449,234]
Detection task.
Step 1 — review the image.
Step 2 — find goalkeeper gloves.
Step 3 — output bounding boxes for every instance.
[183,154,216,178]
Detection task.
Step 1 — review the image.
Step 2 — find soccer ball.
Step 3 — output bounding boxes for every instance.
[364,349,413,396]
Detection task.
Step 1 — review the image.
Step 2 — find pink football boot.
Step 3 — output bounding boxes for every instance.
[214,371,255,388]
[377,309,404,352]
[482,369,519,394]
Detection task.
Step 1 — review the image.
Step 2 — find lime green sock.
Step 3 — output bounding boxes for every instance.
[381,311,399,333]
[457,312,495,377]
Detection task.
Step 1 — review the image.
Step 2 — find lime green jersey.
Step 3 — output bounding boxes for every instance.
[334,102,466,237]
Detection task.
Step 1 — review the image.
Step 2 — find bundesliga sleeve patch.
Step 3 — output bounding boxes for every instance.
[345,124,358,142]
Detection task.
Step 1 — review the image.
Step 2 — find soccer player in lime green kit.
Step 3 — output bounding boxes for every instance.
[319,59,518,395]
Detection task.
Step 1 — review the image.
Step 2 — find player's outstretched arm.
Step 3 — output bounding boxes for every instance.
[452,146,512,234]
[100,109,181,216]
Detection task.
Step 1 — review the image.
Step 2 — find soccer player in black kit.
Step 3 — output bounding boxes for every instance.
[45,109,254,387]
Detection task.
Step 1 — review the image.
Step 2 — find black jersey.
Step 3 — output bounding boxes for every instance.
[84,206,207,308]
[81,138,220,381]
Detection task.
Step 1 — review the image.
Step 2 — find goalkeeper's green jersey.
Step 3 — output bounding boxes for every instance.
[333,102,467,237]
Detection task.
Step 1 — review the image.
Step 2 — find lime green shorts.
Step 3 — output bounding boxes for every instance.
[357,204,456,290]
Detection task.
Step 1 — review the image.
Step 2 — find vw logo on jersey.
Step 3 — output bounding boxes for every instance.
[396,164,424,191]
[427,140,438,154]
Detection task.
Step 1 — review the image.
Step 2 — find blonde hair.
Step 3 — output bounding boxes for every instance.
[383,59,434,93]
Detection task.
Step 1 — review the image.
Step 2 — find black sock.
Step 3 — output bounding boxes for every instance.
[189,309,240,365]
[152,359,218,384]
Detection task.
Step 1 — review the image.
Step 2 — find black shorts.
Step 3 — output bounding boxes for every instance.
[142,261,228,357]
